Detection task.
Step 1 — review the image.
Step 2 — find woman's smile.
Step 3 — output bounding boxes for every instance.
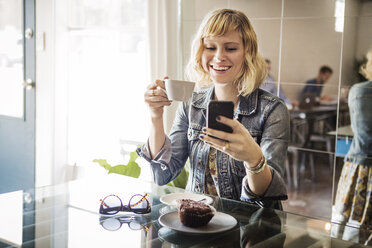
[210,64,232,73]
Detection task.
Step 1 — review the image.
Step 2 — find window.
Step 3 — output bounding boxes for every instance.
[63,0,149,166]
[334,0,345,33]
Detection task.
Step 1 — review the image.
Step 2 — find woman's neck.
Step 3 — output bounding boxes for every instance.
[214,83,240,108]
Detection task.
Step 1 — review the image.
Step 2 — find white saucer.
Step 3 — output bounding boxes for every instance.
[158,211,237,234]
[160,193,213,206]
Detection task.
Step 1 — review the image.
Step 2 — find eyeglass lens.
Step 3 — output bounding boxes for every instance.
[101,217,122,231]
[101,195,122,215]
[101,217,143,231]
[129,194,150,213]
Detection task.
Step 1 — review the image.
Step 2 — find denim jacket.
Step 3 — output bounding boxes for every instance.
[137,87,290,208]
[345,81,372,166]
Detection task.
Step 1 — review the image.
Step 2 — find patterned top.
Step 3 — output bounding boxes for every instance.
[204,147,220,196]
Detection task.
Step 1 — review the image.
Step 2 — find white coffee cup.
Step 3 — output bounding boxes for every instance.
[164,79,196,102]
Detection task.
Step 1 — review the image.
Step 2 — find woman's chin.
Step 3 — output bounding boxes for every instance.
[212,80,232,86]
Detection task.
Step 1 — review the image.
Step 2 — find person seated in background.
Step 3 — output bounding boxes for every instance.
[260,59,298,108]
[299,65,333,102]
[332,48,372,245]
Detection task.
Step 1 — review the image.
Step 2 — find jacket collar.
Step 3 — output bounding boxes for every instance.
[191,86,258,116]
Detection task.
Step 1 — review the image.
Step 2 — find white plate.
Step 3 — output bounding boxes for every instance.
[158,211,237,234]
[160,193,213,206]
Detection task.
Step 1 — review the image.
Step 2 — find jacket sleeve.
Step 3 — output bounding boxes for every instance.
[241,101,289,204]
[136,102,190,185]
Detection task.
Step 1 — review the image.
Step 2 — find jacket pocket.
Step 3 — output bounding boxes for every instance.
[187,123,203,141]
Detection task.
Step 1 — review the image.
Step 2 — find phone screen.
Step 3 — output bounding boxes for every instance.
[207,100,234,133]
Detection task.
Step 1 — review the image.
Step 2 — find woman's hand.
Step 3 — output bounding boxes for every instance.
[144,78,172,119]
[199,115,263,167]
[201,116,272,195]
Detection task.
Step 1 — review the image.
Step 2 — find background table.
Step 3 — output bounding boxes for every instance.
[287,103,349,189]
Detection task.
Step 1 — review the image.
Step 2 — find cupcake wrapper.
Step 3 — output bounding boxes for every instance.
[179,211,214,227]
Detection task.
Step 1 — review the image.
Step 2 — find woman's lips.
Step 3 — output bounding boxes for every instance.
[210,65,231,73]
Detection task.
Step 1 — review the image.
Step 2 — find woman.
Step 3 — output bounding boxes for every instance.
[332,48,372,245]
[137,9,290,209]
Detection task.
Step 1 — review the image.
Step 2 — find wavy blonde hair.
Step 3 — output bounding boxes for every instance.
[186,9,267,96]
[360,48,372,80]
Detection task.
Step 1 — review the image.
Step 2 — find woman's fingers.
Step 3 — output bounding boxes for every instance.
[199,116,259,161]
[146,79,168,98]
[147,100,172,108]
[144,77,170,119]
[199,134,234,153]
[156,77,168,88]
[145,78,170,104]
[202,128,232,142]
[199,131,243,160]
[145,89,169,100]
[201,116,242,142]
[146,79,166,91]
[215,115,240,130]
[151,79,166,93]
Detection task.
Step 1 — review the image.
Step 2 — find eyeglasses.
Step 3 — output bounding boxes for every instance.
[99,215,150,232]
[99,193,151,215]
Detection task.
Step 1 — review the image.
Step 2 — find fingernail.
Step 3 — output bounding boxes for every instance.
[199,135,204,139]
[216,116,221,121]
[202,127,206,132]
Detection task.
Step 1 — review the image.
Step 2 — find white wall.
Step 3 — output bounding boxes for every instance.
[341,0,360,87]
[356,1,372,59]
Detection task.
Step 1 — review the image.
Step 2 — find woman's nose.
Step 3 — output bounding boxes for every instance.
[213,49,226,62]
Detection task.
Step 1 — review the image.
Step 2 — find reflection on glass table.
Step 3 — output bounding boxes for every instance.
[99,215,151,232]
[0,174,369,247]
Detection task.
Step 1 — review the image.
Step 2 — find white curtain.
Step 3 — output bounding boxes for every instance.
[146,0,182,134]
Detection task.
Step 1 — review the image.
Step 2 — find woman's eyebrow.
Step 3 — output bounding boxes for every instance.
[203,40,240,45]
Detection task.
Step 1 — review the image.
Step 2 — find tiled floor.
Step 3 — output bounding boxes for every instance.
[282,154,343,220]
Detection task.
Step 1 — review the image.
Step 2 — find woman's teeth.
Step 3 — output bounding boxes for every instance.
[212,65,230,71]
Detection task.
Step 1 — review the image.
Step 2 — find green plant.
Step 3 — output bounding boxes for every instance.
[93,149,189,189]
[93,150,141,178]
[167,160,189,189]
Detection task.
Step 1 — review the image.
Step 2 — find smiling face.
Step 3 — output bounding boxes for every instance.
[201,31,245,85]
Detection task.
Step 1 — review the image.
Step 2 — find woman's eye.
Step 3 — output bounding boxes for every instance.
[206,47,215,50]
[226,48,237,51]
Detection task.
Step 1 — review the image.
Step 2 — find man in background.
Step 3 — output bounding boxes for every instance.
[299,65,333,102]
[261,59,297,108]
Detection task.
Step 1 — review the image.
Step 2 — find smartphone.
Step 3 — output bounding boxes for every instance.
[207,100,234,133]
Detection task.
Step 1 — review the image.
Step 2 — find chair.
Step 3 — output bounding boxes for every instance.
[286,146,300,190]
[286,117,309,190]
[308,113,335,171]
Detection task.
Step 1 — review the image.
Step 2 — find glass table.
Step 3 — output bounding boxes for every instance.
[0,174,369,247]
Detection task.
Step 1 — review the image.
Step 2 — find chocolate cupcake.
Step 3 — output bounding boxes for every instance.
[177,199,215,227]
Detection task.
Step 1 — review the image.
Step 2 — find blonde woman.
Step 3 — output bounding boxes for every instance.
[332,49,372,245]
[138,9,290,209]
